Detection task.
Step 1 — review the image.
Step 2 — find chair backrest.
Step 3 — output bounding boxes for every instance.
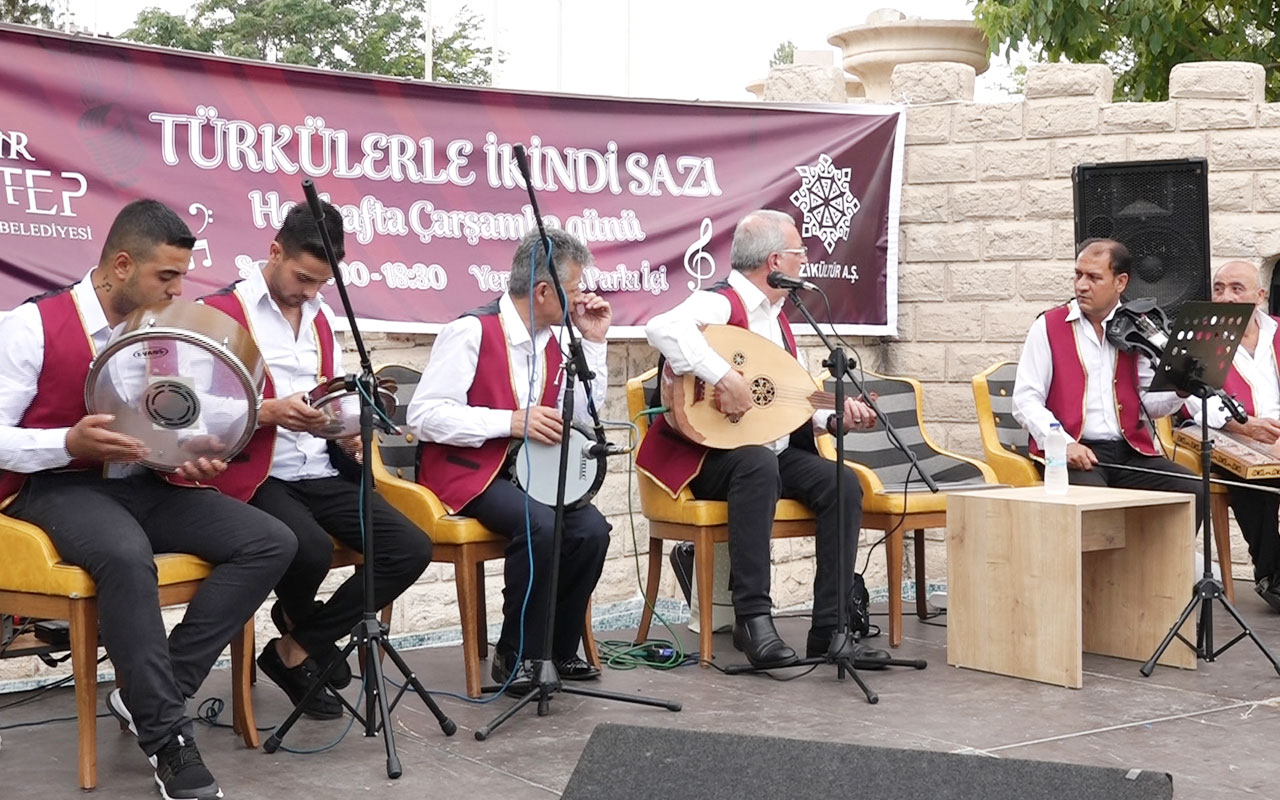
[824,370,989,492]
[626,367,699,507]
[971,361,1041,486]
[375,364,422,483]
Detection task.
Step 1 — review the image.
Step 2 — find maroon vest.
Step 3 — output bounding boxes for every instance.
[1221,316,1280,416]
[416,306,564,513]
[0,289,103,506]
[635,284,802,498]
[193,285,337,501]
[1033,304,1157,457]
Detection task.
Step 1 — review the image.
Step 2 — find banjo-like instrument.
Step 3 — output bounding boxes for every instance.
[511,422,606,510]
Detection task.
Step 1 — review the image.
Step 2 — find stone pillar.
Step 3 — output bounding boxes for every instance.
[890,62,976,103]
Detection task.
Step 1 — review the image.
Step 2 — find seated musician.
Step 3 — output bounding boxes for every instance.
[405,228,612,683]
[641,209,888,669]
[0,199,296,800]
[1011,238,1203,520]
[198,202,433,718]
[1187,260,1280,612]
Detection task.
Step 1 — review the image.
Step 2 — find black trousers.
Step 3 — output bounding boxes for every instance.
[6,471,296,756]
[461,478,610,661]
[689,445,861,630]
[249,476,433,657]
[1055,439,1205,530]
[1226,478,1280,583]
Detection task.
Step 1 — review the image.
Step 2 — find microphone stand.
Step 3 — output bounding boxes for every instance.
[262,180,457,775]
[475,145,681,740]
[724,287,928,702]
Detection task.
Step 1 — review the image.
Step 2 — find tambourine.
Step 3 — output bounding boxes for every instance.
[305,375,398,439]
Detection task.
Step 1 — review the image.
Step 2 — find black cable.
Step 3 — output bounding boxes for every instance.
[0,654,107,711]
[0,711,110,731]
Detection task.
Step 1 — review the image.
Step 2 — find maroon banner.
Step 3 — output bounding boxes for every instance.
[0,24,903,335]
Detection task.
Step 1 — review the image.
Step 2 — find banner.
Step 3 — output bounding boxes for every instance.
[0,24,903,335]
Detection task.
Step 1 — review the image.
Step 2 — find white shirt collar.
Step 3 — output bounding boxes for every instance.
[498,292,535,349]
[728,269,785,315]
[1255,307,1276,338]
[1064,298,1119,325]
[72,269,111,342]
[239,266,324,320]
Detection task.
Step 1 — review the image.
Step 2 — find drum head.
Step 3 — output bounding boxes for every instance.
[513,425,603,509]
[85,301,263,472]
[307,377,398,440]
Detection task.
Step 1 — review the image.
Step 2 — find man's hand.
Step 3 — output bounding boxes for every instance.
[1234,416,1280,444]
[570,291,612,343]
[511,405,563,445]
[336,434,364,464]
[174,457,227,482]
[713,370,752,417]
[260,392,329,433]
[65,414,150,463]
[828,397,878,434]
[1066,442,1098,470]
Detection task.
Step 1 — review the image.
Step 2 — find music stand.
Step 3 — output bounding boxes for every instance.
[722,290,928,703]
[1140,301,1280,676]
[262,181,458,776]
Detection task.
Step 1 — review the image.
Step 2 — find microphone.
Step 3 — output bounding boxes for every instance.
[583,441,631,458]
[766,270,819,292]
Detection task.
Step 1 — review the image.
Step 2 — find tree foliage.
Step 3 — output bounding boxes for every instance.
[122,0,497,85]
[769,40,796,69]
[972,0,1279,101]
[0,0,56,27]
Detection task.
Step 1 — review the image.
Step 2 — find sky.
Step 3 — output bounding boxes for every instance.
[64,0,1018,102]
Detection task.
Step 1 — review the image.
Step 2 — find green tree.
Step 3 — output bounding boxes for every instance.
[0,0,57,27]
[123,0,498,85]
[972,0,1279,102]
[769,39,795,68]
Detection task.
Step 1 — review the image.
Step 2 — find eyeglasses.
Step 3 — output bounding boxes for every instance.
[775,248,808,262]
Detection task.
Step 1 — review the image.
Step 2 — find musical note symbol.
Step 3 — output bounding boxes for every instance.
[187,203,213,234]
[683,217,716,291]
[189,238,212,269]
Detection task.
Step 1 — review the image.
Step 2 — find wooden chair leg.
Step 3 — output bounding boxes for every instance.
[583,598,600,669]
[913,529,929,620]
[455,554,485,698]
[887,527,903,648]
[694,531,715,667]
[230,618,260,749]
[1211,492,1234,603]
[634,540,664,644]
[70,599,98,791]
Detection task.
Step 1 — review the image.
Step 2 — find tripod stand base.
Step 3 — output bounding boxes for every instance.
[1140,576,1280,677]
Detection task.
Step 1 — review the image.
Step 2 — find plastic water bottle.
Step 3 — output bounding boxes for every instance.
[1044,422,1069,496]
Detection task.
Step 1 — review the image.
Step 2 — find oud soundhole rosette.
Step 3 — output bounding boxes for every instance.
[750,376,776,407]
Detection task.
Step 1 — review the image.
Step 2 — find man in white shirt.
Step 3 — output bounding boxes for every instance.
[202,203,433,718]
[642,209,883,669]
[0,199,296,800]
[1012,239,1203,520]
[1189,260,1280,612]
[406,228,612,683]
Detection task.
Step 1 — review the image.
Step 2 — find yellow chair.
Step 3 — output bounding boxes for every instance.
[973,360,1234,602]
[625,368,818,667]
[0,515,258,790]
[370,364,599,698]
[819,370,999,648]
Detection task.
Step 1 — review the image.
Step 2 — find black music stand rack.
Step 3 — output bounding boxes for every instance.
[1140,301,1280,676]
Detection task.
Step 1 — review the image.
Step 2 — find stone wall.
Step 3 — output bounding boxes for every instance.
[5,60,1278,686]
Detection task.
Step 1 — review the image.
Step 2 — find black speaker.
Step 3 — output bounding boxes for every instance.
[563,723,1173,800]
[1073,158,1210,317]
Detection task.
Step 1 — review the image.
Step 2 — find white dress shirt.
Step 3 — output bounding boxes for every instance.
[1191,308,1280,429]
[407,292,608,448]
[1013,299,1184,450]
[234,268,340,481]
[644,269,828,453]
[0,271,105,472]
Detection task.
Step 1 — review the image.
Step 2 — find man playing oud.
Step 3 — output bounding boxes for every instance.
[641,209,887,669]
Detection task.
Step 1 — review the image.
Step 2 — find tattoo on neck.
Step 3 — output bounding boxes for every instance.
[94,277,112,293]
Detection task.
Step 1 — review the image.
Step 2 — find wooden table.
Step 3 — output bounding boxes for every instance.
[946,485,1196,688]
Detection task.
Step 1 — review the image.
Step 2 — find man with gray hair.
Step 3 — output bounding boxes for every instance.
[407,228,614,683]
[1189,260,1280,612]
[642,209,884,669]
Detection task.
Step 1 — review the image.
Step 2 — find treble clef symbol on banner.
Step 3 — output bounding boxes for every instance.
[683,217,716,291]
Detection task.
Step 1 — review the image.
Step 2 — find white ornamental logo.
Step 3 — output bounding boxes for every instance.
[789,153,859,254]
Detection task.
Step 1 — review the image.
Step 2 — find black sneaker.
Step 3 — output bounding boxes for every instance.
[490,649,536,690]
[256,638,344,720]
[153,734,222,800]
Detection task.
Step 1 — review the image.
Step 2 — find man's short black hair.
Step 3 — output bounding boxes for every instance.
[98,199,195,266]
[276,201,345,263]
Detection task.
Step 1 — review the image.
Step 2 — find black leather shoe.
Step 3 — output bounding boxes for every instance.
[1257,577,1280,614]
[850,641,892,669]
[555,656,601,681]
[806,627,834,659]
[271,600,352,689]
[490,650,536,689]
[257,638,344,720]
[732,615,798,668]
